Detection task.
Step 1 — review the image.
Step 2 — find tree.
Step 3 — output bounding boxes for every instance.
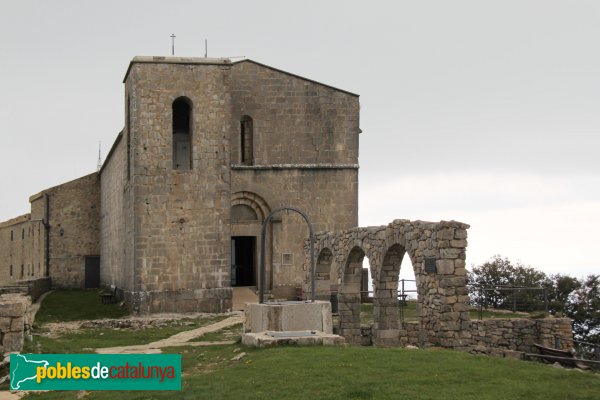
[565,275,600,349]
[468,255,550,311]
[547,274,581,315]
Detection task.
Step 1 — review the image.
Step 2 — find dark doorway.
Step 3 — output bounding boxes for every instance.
[84,256,100,288]
[231,236,256,286]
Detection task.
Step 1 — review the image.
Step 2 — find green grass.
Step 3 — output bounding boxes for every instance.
[189,323,243,342]
[22,345,600,400]
[34,289,128,325]
[24,315,228,354]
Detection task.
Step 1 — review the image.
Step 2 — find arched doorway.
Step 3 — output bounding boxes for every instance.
[230,192,271,288]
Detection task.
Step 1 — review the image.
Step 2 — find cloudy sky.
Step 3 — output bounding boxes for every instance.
[1,1,598,278]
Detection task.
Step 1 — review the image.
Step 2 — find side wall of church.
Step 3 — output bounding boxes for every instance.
[230,61,359,298]
[124,61,233,313]
[100,134,135,292]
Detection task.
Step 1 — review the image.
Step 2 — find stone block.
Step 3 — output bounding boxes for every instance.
[10,317,24,332]
[0,301,25,317]
[0,318,11,332]
[3,331,24,352]
[436,259,454,275]
[244,301,333,334]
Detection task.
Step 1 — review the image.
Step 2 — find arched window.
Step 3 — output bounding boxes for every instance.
[240,116,253,165]
[173,97,192,170]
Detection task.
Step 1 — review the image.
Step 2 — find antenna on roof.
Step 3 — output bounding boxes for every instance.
[97,141,102,171]
[204,39,207,58]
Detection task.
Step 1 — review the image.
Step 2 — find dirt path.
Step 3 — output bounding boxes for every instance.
[95,313,244,354]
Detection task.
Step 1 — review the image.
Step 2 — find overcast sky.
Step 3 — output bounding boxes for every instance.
[1,1,598,278]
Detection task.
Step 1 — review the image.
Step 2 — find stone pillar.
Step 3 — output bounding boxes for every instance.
[338,293,361,344]
[373,278,400,347]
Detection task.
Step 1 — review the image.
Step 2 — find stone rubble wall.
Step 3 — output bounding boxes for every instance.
[468,317,573,353]
[0,294,31,354]
[15,277,51,301]
[359,318,572,354]
[307,219,470,347]
[307,218,576,353]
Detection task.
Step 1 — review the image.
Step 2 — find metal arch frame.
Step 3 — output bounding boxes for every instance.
[259,206,315,303]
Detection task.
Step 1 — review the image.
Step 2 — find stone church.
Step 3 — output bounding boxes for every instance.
[0,56,360,313]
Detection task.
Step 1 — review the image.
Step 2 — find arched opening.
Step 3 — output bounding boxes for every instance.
[398,252,419,321]
[373,243,420,346]
[172,97,192,170]
[339,246,371,345]
[315,248,333,300]
[240,115,253,165]
[230,193,270,290]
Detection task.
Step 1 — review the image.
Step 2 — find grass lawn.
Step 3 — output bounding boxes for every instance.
[34,289,128,325]
[16,290,600,399]
[24,315,228,354]
[22,345,600,400]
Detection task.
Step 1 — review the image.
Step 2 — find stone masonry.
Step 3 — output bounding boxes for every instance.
[1,56,359,314]
[0,174,99,289]
[0,294,31,353]
[307,219,574,353]
[96,56,359,313]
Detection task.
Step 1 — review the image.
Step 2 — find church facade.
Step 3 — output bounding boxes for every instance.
[0,56,361,313]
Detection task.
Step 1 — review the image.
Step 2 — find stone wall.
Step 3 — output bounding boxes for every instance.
[309,219,470,347]
[0,214,45,285]
[229,60,359,298]
[118,58,234,313]
[0,294,30,354]
[31,173,101,288]
[15,277,51,301]
[100,131,134,292]
[468,317,573,353]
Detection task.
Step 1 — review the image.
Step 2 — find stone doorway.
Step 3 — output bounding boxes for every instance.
[231,236,256,286]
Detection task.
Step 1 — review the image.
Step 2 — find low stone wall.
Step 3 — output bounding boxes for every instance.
[357,317,572,353]
[0,294,31,354]
[123,287,232,314]
[16,277,51,301]
[468,317,573,353]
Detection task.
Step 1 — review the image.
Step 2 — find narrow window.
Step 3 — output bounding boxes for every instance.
[10,265,13,278]
[10,230,13,241]
[22,229,24,239]
[172,97,192,170]
[240,116,254,165]
[127,96,131,180]
[20,264,23,279]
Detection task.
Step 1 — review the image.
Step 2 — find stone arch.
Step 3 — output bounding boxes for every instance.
[339,245,371,344]
[372,243,412,346]
[231,191,270,221]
